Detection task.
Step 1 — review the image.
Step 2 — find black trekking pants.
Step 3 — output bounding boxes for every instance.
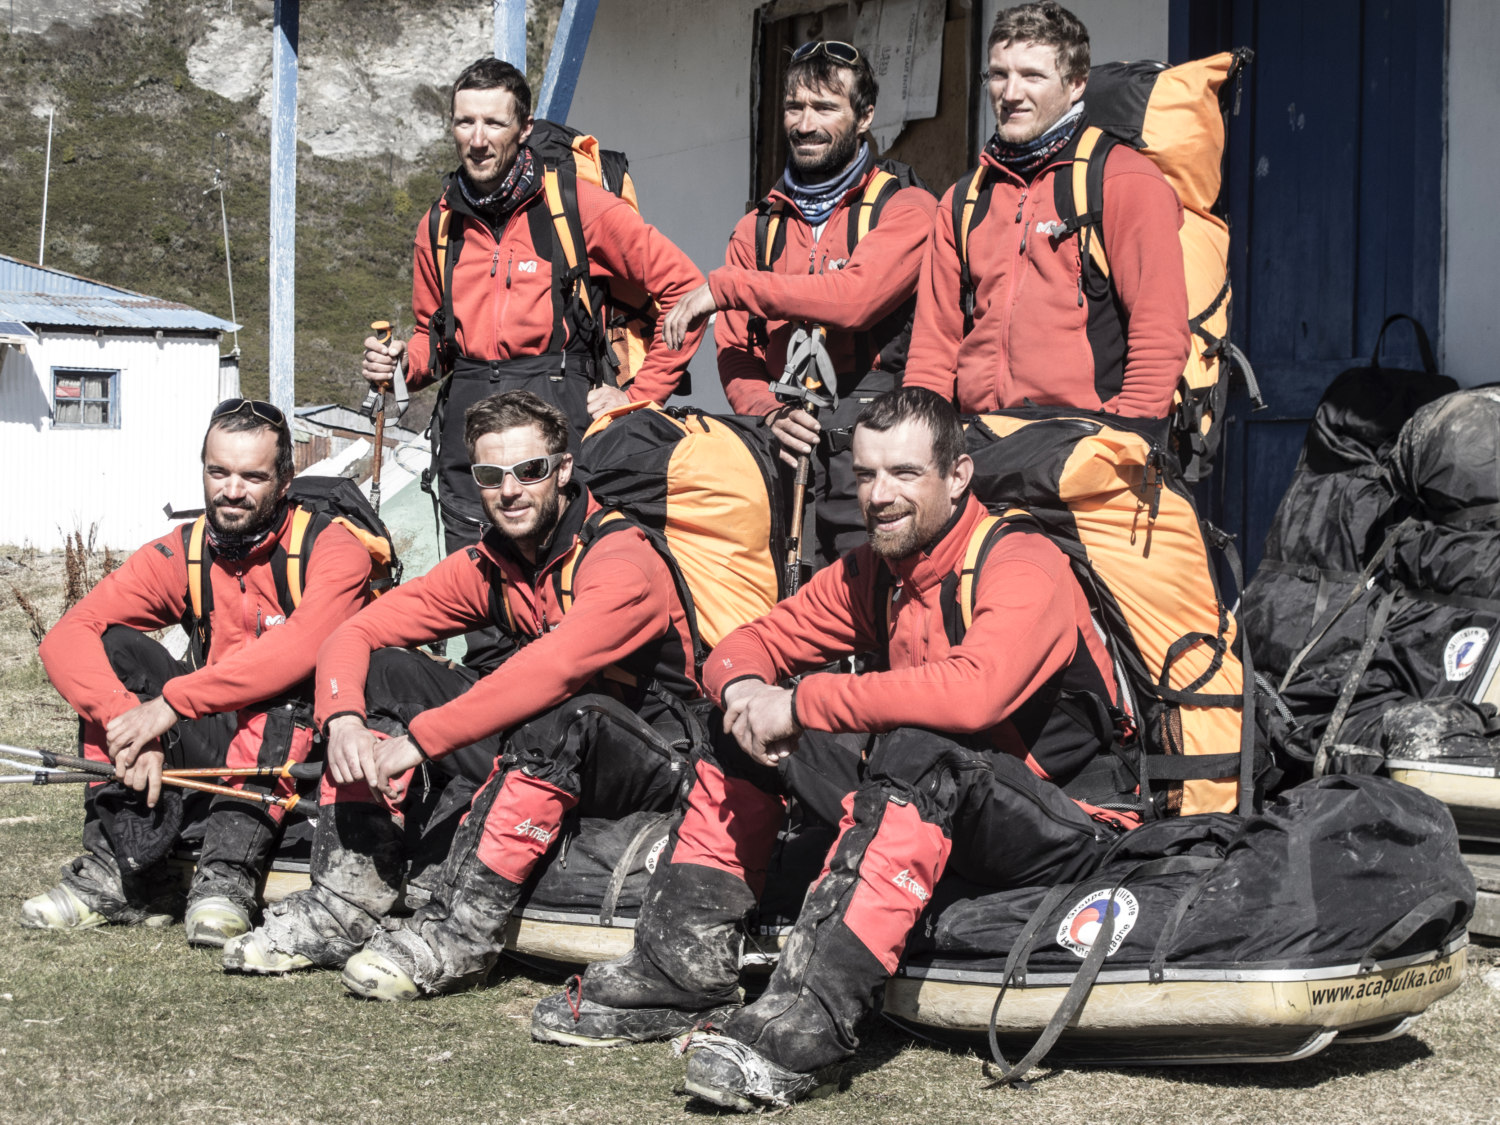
[694,724,1118,1072]
[62,626,295,921]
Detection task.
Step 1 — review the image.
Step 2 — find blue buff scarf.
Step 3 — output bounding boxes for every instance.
[987,101,1084,181]
[782,142,870,227]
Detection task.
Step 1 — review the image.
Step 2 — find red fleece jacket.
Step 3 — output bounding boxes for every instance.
[41,511,372,726]
[405,176,706,405]
[704,495,1116,751]
[905,143,1189,418]
[713,165,937,417]
[314,491,696,760]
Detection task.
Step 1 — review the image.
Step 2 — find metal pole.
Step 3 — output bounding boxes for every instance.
[536,0,602,124]
[268,0,299,415]
[493,0,526,68]
[38,109,53,266]
[208,133,240,353]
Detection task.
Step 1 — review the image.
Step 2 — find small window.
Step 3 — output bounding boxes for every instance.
[53,369,118,428]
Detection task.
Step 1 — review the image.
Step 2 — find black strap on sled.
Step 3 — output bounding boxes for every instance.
[983,853,1222,1090]
[598,811,677,928]
[1358,891,1466,973]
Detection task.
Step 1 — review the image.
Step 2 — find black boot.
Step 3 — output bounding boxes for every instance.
[531,859,752,1046]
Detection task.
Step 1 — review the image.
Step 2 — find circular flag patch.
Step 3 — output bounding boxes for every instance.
[1056,888,1140,959]
[1444,627,1490,682]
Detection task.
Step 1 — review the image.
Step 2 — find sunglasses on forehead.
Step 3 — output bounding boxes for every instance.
[790,39,862,67]
[470,452,566,489]
[212,398,287,429]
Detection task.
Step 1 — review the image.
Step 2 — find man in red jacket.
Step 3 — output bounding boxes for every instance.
[24,401,372,948]
[361,58,706,673]
[530,387,1134,1109]
[225,391,701,998]
[905,2,1189,418]
[663,42,937,566]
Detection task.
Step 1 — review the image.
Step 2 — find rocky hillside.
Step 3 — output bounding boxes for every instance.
[0,0,561,418]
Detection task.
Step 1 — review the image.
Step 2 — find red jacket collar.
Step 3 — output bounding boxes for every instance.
[883,493,989,595]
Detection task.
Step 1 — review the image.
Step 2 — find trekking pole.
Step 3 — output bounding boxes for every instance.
[0,744,306,810]
[365,320,393,514]
[785,392,820,596]
[162,762,324,781]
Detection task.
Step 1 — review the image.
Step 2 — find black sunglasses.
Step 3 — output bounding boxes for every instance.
[471,453,566,489]
[790,40,862,67]
[213,398,287,430]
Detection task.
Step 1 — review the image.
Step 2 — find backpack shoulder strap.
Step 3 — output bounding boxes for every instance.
[959,509,1041,632]
[556,509,631,614]
[847,168,900,255]
[541,163,608,380]
[1054,126,1114,280]
[754,197,789,273]
[183,516,211,664]
[952,165,990,336]
[282,505,320,610]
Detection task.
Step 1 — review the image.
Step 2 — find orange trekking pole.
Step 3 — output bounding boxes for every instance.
[365,320,393,514]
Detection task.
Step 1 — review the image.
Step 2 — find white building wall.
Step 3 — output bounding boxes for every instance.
[0,333,221,550]
[1442,0,1499,386]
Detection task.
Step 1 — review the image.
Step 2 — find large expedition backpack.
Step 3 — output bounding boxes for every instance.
[957,409,1254,817]
[1241,314,1455,686]
[573,401,788,673]
[750,158,932,381]
[179,475,400,668]
[1278,387,1500,777]
[952,50,1259,482]
[425,119,656,391]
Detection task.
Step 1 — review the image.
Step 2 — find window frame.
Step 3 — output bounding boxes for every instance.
[51,366,121,430]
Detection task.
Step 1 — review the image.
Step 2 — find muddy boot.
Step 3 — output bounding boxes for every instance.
[235,799,406,973]
[189,799,278,927]
[20,884,108,932]
[679,1032,843,1112]
[345,865,525,1000]
[531,861,753,1047]
[184,896,250,948]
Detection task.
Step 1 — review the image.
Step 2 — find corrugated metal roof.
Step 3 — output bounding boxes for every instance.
[0,253,239,333]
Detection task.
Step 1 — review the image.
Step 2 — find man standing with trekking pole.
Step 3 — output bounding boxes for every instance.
[904,2,1188,419]
[361,58,707,673]
[22,401,373,948]
[662,40,936,574]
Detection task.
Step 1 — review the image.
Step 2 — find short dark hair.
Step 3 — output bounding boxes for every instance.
[988,2,1090,85]
[450,57,532,120]
[202,410,294,484]
[464,390,570,460]
[784,46,879,121]
[853,387,966,474]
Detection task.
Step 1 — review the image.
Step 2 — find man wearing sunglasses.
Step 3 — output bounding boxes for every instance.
[224,391,700,998]
[361,58,707,675]
[26,400,374,948]
[661,39,937,567]
[905,2,1189,421]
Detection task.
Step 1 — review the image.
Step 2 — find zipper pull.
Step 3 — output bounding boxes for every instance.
[1015,189,1028,223]
[237,569,245,593]
[256,608,262,638]
[506,251,513,288]
[491,249,500,277]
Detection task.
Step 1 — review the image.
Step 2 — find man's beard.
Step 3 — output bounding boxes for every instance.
[789,122,861,179]
[487,482,563,550]
[207,488,284,556]
[865,502,947,562]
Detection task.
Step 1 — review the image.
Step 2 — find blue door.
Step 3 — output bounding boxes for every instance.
[1171,0,1446,582]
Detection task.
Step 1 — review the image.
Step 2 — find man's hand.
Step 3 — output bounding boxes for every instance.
[587,385,633,418]
[721,679,802,768]
[106,696,178,771]
[326,715,376,787]
[766,404,822,469]
[663,282,718,351]
[362,335,406,386]
[370,736,424,802]
[120,747,165,808]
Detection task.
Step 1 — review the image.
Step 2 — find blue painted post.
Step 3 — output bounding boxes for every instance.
[493,0,526,68]
[535,0,601,123]
[268,0,299,415]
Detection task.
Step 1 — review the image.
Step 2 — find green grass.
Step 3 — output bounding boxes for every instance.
[4,553,1500,1123]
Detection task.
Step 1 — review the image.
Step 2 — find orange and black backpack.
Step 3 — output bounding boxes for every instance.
[952,50,1261,483]
[179,476,399,669]
[750,157,932,381]
[952,409,1261,817]
[575,401,789,677]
